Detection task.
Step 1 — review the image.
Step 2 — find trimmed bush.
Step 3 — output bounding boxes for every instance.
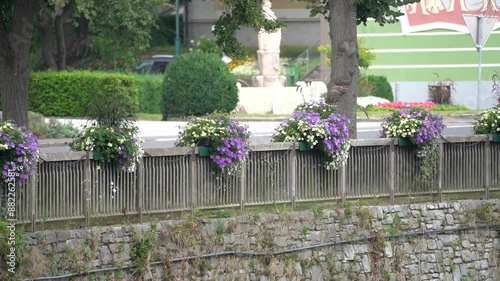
[132,74,164,114]
[358,75,394,102]
[29,71,139,118]
[161,52,238,119]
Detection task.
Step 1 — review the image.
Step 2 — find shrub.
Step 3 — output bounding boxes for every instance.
[358,75,394,102]
[28,112,78,139]
[29,71,139,118]
[161,52,238,119]
[132,74,163,114]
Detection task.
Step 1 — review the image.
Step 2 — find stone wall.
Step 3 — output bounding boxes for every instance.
[10,200,500,280]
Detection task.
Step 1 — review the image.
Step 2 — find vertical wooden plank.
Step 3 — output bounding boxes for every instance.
[83,152,90,227]
[484,138,491,199]
[290,145,297,210]
[389,140,395,204]
[29,165,37,232]
[136,158,144,222]
[340,165,346,207]
[240,161,246,211]
[435,141,443,202]
[190,149,197,214]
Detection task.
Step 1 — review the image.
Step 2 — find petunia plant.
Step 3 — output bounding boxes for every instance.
[176,113,251,174]
[380,105,445,157]
[473,107,500,135]
[0,120,39,187]
[272,101,351,170]
[69,122,143,172]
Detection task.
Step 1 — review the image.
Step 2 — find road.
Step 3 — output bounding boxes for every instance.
[39,119,476,153]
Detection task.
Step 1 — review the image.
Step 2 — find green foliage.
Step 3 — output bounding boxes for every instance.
[161,52,238,119]
[213,0,287,59]
[130,223,157,277]
[28,112,78,139]
[69,123,143,172]
[193,36,222,55]
[132,74,164,114]
[76,0,166,68]
[29,71,139,119]
[317,38,376,69]
[358,75,394,101]
[0,220,25,279]
[150,13,180,47]
[473,108,500,134]
[303,0,420,25]
[432,105,470,111]
[214,0,419,60]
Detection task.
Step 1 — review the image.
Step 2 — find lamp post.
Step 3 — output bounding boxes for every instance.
[175,0,180,57]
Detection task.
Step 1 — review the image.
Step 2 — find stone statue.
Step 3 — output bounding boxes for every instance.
[253,0,285,87]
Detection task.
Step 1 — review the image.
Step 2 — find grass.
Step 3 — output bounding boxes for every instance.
[138,108,480,121]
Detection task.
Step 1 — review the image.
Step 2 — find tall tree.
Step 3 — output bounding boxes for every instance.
[213,0,420,138]
[0,0,167,126]
[0,0,37,125]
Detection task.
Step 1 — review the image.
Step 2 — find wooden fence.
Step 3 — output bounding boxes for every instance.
[7,135,500,231]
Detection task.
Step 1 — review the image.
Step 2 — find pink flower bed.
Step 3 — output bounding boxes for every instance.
[375,101,435,109]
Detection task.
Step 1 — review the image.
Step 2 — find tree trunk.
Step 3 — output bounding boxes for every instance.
[40,8,57,70]
[55,4,74,70]
[326,0,358,138]
[0,0,37,126]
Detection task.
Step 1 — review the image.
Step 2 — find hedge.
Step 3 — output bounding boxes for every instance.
[29,71,139,117]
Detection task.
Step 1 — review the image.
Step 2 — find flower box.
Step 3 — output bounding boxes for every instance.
[493,133,500,143]
[93,151,104,161]
[197,146,210,157]
[397,137,414,147]
[298,141,316,151]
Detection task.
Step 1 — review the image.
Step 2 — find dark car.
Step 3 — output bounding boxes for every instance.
[135,55,174,74]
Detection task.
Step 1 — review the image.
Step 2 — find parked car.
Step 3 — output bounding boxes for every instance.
[135,55,174,74]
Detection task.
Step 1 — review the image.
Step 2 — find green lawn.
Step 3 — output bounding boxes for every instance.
[138,108,480,121]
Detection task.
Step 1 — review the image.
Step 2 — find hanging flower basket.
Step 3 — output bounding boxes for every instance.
[272,101,351,170]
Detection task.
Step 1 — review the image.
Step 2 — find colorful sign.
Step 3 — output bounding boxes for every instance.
[399,0,500,33]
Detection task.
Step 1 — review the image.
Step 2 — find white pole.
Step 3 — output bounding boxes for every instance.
[476,16,483,110]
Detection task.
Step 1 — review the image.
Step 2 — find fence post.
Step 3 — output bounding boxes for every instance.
[389,141,395,205]
[435,142,443,202]
[83,152,91,228]
[190,149,197,214]
[136,159,144,223]
[29,165,37,232]
[340,165,346,207]
[484,137,491,199]
[240,161,246,211]
[290,146,297,210]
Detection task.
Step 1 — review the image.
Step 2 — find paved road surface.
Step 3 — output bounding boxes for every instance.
[39,118,475,154]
